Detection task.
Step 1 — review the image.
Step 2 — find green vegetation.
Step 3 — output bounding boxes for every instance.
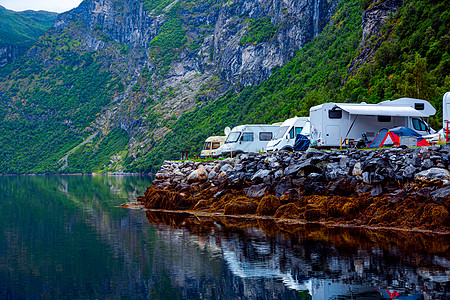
[1,0,449,175]
[129,0,450,173]
[66,128,129,173]
[0,5,57,46]
[127,0,362,173]
[143,0,174,14]
[342,0,450,129]
[0,29,123,174]
[149,3,187,73]
[239,18,279,45]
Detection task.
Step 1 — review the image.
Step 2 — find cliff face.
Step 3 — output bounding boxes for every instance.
[0,0,342,173]
[347,0,403,75]
[0,45,27,67]
[0,5,58,67]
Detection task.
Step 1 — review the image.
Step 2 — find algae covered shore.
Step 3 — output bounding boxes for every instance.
[136,146,450,234]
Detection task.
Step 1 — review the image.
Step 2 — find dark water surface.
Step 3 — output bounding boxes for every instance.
[0,175,449,299]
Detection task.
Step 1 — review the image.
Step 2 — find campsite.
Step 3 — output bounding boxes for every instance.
[200,94,450,159]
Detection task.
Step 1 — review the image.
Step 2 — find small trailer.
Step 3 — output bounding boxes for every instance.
[266,117,310,152]
[211,124,280,157]
[309,98,436,148]
[200,136,227,158]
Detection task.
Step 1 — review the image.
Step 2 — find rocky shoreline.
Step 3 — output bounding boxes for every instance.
[137,145,450,234]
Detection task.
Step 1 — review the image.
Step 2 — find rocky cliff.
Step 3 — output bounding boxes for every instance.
[0,5,57,67]
[347,0,403,75]
[0,0,342,173]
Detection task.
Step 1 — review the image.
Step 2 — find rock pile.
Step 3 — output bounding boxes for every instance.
[140,145,450,233]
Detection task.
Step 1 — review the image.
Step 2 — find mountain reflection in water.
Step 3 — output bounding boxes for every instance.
[146,211,450,299]
[0,176,448,299]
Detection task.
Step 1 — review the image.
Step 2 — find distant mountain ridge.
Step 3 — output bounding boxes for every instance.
[0,5,58,66]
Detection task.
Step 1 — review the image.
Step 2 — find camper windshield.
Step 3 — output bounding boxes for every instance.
[274,126,289,139]
[225,132,241,143]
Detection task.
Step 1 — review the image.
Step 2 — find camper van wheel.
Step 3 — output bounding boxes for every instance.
[234,151,243,157]
[356,140,366,149]
[283,147,293,152]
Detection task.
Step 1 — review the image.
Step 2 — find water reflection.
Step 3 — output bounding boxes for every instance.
[146,212,450,299]
[0,175,449,299]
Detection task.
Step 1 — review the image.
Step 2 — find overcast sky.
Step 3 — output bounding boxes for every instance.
[0,0,83,13]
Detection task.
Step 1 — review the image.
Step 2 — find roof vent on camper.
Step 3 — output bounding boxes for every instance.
[415,103,425,110]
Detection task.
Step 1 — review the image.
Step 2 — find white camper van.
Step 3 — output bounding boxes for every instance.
[310,98,436,148]
[211,124,280,157]
[443,92,450,132]
[200,136,227,158]
[266,117,310,152]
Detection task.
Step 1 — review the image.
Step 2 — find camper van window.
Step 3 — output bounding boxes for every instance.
[295,127,303,136]
[412,118,427,131]
[259,132,273,141]
[289,128,295,139]
[212,142,221,149]
[329,109,342,119]
[226,132,241,143]
[415,103,425,110]
[202,142,211,150]
[274,126,289,139]
[378,116,391,122]
[241,132,254,142]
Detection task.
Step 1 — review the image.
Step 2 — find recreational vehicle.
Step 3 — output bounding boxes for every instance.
[266,117,310,152]
[211,124,280,157]
[200,136,227,158]
[443,92,450,132]
[310,98,436,148]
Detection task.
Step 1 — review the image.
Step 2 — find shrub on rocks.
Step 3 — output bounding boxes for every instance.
[224,197,258,215]
[274,203,301,219]
[257,195,281,216]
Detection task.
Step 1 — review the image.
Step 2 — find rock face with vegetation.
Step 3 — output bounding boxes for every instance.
[140,146,450,233]
[0,0,449,174]
[0,5,57,67]
[0,0,339,174]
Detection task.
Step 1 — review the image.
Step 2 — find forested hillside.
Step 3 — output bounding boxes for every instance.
[130,0,450,173]
[0,0,448,174]
[0,5,57,66]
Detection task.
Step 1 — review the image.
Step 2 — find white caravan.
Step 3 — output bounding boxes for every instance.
[266,117,310,152]
[200,136,227,158]
[443,92,450,132]
[211,124,280,157]
[310,98,436,148]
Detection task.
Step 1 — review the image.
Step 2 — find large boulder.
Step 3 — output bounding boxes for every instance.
[415,168,450,183]
[187,165,208,183]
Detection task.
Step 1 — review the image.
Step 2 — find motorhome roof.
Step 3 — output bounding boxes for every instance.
[336,104,428,117]
[205,136,227,142]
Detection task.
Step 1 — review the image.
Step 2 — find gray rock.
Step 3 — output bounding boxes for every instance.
[430,186,450,204]
[370,186,383,197]
[246,184,267,198]
[187,165,208,183]
[362,172,371,184]
[352,162,362,176]
[421,159,434,170]
[402,165,417,180]
[251,169,272,182]
[207,170,217,181]
[220,163,233,174]
[415,168,450,183]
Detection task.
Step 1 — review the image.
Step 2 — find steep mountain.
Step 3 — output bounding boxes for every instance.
[0,5,58,67]
[0,0,339,174]
[0,0,449,174]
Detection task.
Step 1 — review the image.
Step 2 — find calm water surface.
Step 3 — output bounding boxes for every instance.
[0,175,449,299]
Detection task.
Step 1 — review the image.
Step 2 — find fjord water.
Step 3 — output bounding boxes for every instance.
[0,176,449,299]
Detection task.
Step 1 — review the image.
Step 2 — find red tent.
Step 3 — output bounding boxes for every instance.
[367,127,430,149]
